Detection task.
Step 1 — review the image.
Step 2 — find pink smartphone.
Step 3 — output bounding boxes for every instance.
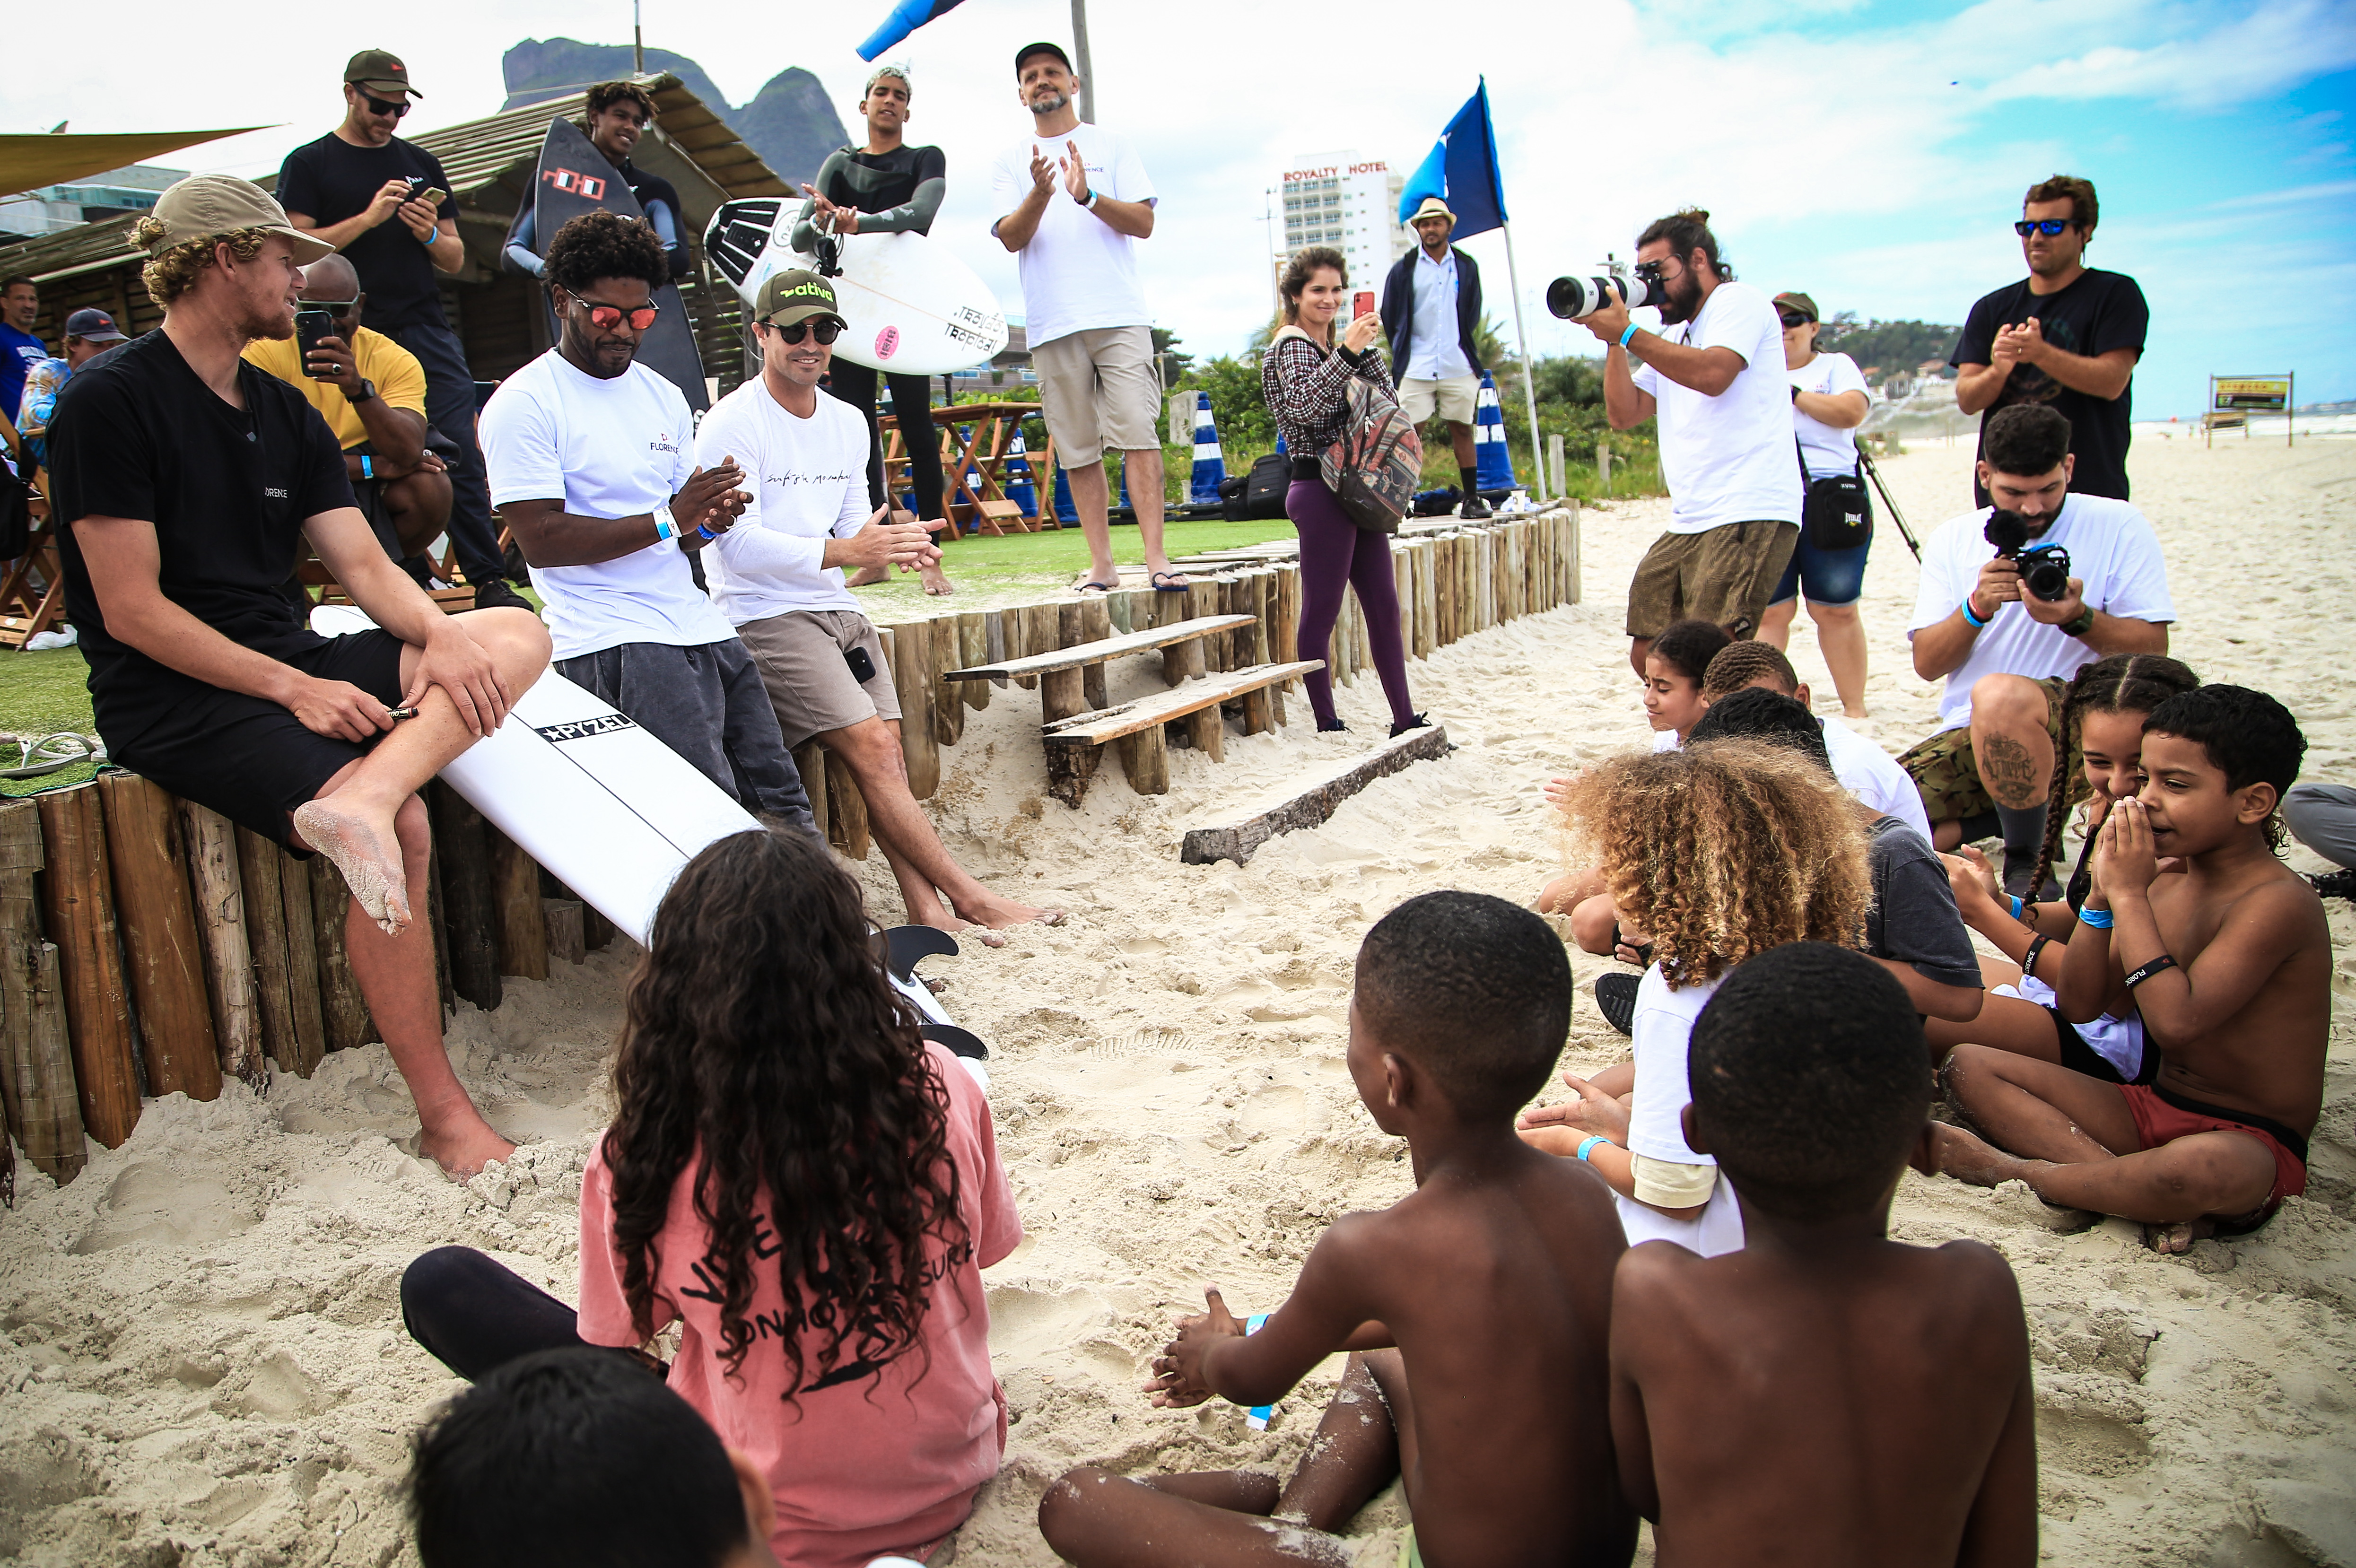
[1353,291,1376,320]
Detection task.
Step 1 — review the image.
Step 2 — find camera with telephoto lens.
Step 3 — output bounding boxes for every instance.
[1982,509,2073,601]
[1546,265,1668,322]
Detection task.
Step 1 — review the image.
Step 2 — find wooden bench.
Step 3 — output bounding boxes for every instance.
[944,614,1258,719]
[1040,659,1322,805]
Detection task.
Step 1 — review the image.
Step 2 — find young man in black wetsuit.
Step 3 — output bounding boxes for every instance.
[503,81,694,284]
[794,62,956,597]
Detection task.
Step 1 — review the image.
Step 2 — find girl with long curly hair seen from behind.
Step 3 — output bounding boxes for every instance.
[585,826,1019,1568]
[1519,742,1870,1256]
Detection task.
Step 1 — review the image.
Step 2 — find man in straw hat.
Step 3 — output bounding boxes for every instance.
[44,174,551,1176]
[1381,195,1491,520]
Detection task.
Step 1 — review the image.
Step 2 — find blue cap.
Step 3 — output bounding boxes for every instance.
[65,308,126,342]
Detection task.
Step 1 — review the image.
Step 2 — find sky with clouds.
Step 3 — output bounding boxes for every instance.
[14,0,2352,415]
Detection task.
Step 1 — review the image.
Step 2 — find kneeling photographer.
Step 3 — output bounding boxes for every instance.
[1900,402,2174,896]
[1556,208,1802,674]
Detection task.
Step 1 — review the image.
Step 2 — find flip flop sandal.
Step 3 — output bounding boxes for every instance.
[1594,973,1639,1036]
[1612,924,1656,969]
[1150,571,1190,593]
[1074,579,1117,594]
[0,732,99,781]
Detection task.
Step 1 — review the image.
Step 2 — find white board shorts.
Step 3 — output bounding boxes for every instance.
[1031,324,1160,470]
[1398,374,1479,425]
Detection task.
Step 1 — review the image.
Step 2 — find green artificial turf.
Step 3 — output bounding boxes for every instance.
[0,647,97,745]
[837,514,1300,618]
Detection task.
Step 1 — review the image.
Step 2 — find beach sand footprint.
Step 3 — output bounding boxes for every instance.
[69,1163,259,1255]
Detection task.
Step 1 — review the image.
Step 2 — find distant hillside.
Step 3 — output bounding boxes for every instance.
[501,38,850,189]
[1818,316,1964,384]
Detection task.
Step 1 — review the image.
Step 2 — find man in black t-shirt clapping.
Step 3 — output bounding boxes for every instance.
[48,175,551,1178]
[277,51,526,612]
[1952,174,2148,506]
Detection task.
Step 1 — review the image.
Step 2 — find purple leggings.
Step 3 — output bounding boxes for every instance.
[1288,479,1415,730]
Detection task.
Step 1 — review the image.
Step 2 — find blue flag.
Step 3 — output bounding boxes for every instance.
[857,0,969,60]
[1397,80,1507,239]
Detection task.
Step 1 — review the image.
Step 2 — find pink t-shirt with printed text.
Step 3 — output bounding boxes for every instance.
[578,1042,1021,1568]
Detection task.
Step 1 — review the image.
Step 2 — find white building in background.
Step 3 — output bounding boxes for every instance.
[1269,153,1409,290]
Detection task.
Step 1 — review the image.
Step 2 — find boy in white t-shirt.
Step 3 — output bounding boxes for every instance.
[989,41,1183,598]
[696,270,1058,940]
[1898,402,2173,897]
[1576,209,1803,671]
[480,211,814,833]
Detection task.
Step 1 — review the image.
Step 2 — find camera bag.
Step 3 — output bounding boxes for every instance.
[1224,452,1292,521]
[1799,436,1871,551]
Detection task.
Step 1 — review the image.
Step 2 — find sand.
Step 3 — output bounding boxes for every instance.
[3,436,2353,1568]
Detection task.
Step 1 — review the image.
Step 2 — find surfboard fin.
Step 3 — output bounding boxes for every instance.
[881,923,961,980]
[919,1023,988,1062]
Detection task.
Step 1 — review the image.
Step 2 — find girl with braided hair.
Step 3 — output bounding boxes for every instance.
[1518,740,1870,1255]
[1931,652,2199,1083]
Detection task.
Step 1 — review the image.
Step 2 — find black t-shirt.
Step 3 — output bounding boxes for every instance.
[48,330,354,745]
[819,144,946,228]
[1952,268,2148,505]
[276,133,461,330]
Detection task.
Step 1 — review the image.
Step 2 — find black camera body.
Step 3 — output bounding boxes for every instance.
[1982,509,2073,602]
[1546,271,1667,322]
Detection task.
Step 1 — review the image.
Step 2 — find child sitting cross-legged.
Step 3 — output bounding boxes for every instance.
[1518,741,1871,1256]
[1613,942,2036,1567]
[1931,686,2330,1253]
[1038,891,1637,1568]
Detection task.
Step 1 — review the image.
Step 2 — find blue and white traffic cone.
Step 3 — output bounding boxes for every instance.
[1051,461,1079,524]
[1473,371,1517,494]
[1188,391,1227,506]
[1003,427,1039,519]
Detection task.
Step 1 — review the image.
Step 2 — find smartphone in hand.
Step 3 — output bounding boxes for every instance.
[295,309,337,378]
[1353,290,1376,320]
[417,186,448,208]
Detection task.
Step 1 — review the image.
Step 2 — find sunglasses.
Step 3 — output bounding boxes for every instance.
[765,318,842,345]
[306,297,358,317]
[570,296,660,331]
[2014,218,2073,237]
[1777,311,1812,329]
[361,93,411,118]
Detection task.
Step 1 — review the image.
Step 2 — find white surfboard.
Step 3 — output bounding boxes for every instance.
[704,199,1008,375]
[308,607,978,1070]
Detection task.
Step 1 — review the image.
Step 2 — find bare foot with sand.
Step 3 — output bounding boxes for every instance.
[416,1116,517,1180]
[1924,1121,2043,1189]
[291,799,412,935]
[950,892,1066,933]
[2142,1218,2216,1254]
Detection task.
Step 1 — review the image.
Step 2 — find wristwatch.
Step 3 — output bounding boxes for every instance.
[346,377,377,404]
[2061,605,2096,638]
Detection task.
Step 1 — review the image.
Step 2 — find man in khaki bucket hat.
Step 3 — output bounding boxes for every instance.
[44,172,552,1177]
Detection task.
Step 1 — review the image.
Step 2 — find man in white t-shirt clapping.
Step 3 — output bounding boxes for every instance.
[989,41,1184,598]
[1579,209,1804,674]
[480,211,816,833]
[1899,402,2173,897]
[698,270,1060,939]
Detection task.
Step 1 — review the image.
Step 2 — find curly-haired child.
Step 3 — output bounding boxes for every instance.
[1520,741,1870,1254]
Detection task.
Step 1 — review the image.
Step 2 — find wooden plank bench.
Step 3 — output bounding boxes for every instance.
[944,614,1257,719]
[1040,659,1322,806]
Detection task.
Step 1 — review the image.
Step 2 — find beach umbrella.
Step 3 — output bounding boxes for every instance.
[1188,392,1227,505]
[1474,371,1516,492]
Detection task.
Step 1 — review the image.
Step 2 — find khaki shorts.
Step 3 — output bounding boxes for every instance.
[1030,324,1160,470]
[736,608,901,750]
[1399,374,1479,426]
[1896,675,2084,826]
[1624,520,1800,641]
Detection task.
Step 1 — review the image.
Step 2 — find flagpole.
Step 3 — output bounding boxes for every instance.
[1070,0,1096,122]
[1499,221,1548,498]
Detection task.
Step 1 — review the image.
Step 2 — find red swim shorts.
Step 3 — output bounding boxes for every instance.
[2120,1082,2310,1230]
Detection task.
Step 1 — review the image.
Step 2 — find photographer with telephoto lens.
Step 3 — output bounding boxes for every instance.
[1898,403,2174,898]
[1570,209,1803,676]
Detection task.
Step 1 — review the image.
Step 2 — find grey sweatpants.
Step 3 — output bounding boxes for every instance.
[555,637,818,838]
[2284,783,2356,871]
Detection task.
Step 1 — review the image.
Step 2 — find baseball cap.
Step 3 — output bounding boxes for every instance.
[63,308,126,342]
[144,174,336,265]
[1772,291,1819,322]
[754,269,846,328]
[344,49,421,97]
[1013,41,1073,76]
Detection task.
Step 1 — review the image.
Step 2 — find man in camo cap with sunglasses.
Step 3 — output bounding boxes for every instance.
[695,270,1058,939]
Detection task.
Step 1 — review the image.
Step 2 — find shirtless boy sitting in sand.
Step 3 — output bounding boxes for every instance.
[1613,942,2035,1567]
[1931,686,2329,1252]
[1038,891,1635,1568]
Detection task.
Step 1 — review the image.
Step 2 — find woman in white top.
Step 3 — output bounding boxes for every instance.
[1759,290,1874,718]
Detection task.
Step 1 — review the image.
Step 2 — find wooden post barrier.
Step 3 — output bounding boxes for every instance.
[885,621,939,800]
[1,802,86,1186]
[793,741,830,845]
[427,781,501,1012]
[1078,596,1113,710]
[825,749,871,860]
[928,615,964,749]
[178,801,265,1093]
[956,612,990,711]
[487,824,550,982]
[94,773,221,1101]
[544,898,587,965]
[277,843,327,1073]
[309,857,374,1054]
[236,827,301,1080]
[35,785,140,1148]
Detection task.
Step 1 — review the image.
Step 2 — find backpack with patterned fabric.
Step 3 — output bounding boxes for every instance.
[1318,375,1422,534]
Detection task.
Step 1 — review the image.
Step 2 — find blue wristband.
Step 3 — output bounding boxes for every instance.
[1576,1134,1608,1162]
[1961,598,1990,628]
[359,454,373,480]
[424,224,439,246]
[1243,1314,1273,1430]
[2009,895,2025,922]
[2079,905,2115,929]
[696,523,716,541]
[1617,323,1639,351]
